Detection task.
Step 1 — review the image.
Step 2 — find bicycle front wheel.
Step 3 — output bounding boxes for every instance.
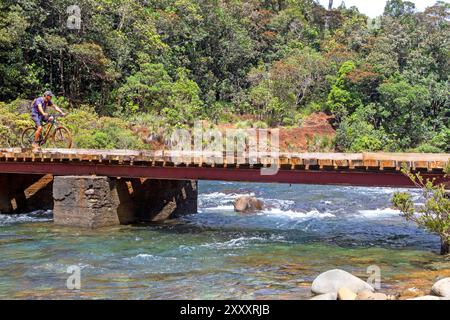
[21,127,37,148]
[52,126,73,148]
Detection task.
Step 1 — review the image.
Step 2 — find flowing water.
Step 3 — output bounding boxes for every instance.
[1,181,449,299]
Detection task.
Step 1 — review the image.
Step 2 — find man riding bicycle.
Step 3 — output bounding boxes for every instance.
[31,91,65,151]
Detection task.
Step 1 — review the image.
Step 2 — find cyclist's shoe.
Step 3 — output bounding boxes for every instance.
[32,143,41,153]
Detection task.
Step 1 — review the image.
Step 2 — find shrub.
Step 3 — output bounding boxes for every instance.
[392,164,450,255]
[307,135,335,152]
[252,121,268,129]
[0,100,33,147]
[410,143,444,154]
[335,105,389,152]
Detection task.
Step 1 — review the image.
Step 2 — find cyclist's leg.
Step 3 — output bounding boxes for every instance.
[31,114,43,147]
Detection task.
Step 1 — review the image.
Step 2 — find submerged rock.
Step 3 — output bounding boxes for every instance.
[431,278,450,297]
[338,287,357,300]
[311,269,374,295]
[233,196,264,213]
[310,292,337,300]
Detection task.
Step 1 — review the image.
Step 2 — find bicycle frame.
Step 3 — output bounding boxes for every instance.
[39,116,59,145]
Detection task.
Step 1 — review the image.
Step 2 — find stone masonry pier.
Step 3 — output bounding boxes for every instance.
[0,173,197,228]
[53,176,197,228]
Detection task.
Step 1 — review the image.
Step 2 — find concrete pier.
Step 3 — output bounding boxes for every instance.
[53,176,197,228]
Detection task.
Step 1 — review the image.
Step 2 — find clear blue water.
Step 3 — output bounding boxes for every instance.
[0,181,446,299]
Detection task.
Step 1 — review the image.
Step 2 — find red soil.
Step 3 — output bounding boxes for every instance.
[278,112,336,152]
[134,112,336,152]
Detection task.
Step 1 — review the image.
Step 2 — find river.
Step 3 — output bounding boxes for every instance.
[0,181,449,299]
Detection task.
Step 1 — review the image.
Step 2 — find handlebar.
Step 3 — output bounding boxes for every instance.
[48,113,67,119]
[43,113,67,124]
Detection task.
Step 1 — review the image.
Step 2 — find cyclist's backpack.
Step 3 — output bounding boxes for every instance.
[30,99,37,113]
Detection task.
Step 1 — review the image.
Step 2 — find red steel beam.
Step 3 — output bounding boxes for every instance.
[0,162,447,188]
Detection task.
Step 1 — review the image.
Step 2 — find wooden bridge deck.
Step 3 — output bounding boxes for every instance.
[0,148,448,188]
[0,148,448,170]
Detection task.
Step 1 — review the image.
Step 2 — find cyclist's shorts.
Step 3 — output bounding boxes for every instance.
[31,114,47,127]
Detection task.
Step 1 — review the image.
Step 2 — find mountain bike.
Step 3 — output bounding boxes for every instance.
[21,115,73,148]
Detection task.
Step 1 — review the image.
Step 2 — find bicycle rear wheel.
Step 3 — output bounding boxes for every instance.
[52,126,73,148]
[21,127,38,148]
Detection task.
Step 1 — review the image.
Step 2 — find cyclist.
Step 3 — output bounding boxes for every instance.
[31,91,65,151]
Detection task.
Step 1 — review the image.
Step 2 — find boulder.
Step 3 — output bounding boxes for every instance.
[311,269,374,295]
[338,287,357,300]
[233,196,264,213]
[431,278,450,297]
[400,287,425,299]
[310,292,337,300]
[356,291,388,300]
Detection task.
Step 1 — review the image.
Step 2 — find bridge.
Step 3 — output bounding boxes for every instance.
[0,148,448,229]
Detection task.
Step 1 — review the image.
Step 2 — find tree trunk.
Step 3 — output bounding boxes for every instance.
[59,49,65,96]
[325,0,333,31]
[49,53,53,87]
[441,237,449,255]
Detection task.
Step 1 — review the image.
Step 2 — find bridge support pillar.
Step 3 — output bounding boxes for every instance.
[132,179,198,222]
[53,176,197,228]
[0,175,13,213]
[0,174,53,214]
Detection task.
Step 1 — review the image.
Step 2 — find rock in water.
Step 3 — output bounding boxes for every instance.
[338,287,357,300]
[431,278,450,297]
[310,292,337,300]
[233,196,264,213]
[311,269,374,295]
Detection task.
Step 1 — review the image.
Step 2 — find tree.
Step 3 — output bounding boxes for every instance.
[377,75,430,149]
[248,47,329,125]
[334,104,389,152]
[118,63,173,114]
[384,0,416,17]
[392,164,450,255]
[327,60,361,120]
[163,68,204,127]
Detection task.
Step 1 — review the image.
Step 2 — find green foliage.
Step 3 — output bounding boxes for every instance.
[307,135,335,152]
[392,164,450,254]
[248,47,329,125]
[119,63,172,113]
[0,100,33,147]
[163,68,204,127]
[410,144,444,154]
[335,105,389,152]
[235,121,252,129]
[327,61,361,119]
[252,121,269,129]
[0,0,448,152]
[60,105,149,150]
[377,75,430,149]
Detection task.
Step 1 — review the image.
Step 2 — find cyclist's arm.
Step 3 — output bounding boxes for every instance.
[37,104,47,117]
[52,105,65,115]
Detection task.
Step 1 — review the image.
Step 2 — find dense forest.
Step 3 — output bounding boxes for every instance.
[0,0,449,152]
